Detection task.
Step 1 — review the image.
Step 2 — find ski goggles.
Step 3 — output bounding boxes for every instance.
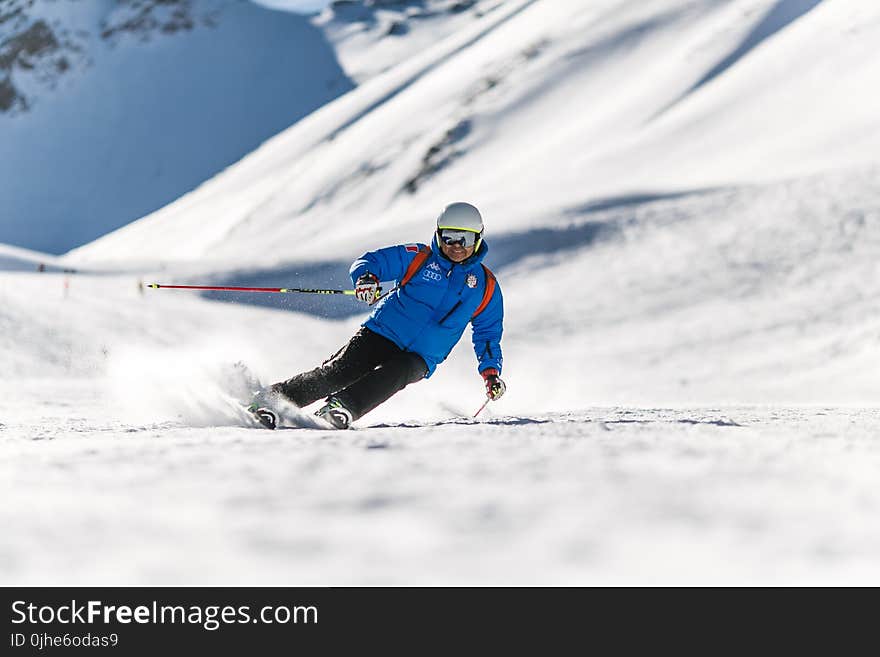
[437,228,481,248]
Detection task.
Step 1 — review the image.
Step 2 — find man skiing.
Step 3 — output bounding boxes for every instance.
[249,201,506,429]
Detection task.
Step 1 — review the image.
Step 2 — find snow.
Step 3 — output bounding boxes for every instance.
[0,243,68,273]
[314,0,512,83]
[0,0,353,254]
[3,0,880,585]
[254,0,332,13]
[3,387,879,585]
[61,0,880,269]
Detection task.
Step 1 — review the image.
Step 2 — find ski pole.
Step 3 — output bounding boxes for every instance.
[474,397,491,418]
[146,283,355,296]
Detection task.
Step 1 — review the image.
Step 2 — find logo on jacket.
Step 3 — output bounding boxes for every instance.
[427,262,442,273]
[466,274,478,288]
[422,269,442,282]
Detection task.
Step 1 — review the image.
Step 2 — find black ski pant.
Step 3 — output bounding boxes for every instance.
[271,327,428,421]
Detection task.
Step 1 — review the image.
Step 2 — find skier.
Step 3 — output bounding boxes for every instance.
[249,201,506,429]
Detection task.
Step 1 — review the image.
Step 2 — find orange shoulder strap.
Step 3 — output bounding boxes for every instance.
[400,246,432,287]
[401,248,495,318]
[472,265,496,318]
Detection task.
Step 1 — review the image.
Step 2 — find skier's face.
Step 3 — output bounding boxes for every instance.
[439,239,475,262]
[437,229,479,262]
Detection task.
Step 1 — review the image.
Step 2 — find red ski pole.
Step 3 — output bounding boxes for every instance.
[474,397,491,418]
[147,283,355,296]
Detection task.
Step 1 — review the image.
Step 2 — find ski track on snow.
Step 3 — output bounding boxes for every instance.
[2,379,879,586]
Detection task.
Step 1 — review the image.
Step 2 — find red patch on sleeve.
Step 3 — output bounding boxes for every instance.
[405,244,420,253]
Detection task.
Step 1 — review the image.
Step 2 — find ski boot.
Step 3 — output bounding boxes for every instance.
[247,388,282,430]
[315,397,353,430]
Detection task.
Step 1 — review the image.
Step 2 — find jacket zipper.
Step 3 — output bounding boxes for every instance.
[439,300,462,324]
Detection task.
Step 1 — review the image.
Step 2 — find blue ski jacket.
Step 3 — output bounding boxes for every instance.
[349,235,504,378]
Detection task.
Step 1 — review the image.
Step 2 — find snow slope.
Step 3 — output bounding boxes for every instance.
[55,0,880,405]
[0,0,353,254]
[3,258,880,585]
[65,0,880,267]
[4,392,880,586]
[314,0,513,83]
[3,0,880,585]
[0,243,70,272]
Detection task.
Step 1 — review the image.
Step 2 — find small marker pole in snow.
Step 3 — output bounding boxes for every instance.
[474,397,491,418]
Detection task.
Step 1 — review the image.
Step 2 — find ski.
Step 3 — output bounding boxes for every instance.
[247,404,279,430]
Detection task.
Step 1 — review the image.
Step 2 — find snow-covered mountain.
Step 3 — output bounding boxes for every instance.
[0,0,510,255]
[314,0,512,82]
[3,0,880,586]
[2,0,877,405]
[49,0,880,407]
[0,0,353,254]
[66,0,880,267]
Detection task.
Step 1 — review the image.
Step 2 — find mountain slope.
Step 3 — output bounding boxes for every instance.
[64,0,880,269]
[6,0,880,407]
[314,0,514,82]
[0,0,353,254]
[3,0,880,589]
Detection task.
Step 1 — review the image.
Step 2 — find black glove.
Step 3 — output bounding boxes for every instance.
[354,273,381,304]
[481,368,506,400]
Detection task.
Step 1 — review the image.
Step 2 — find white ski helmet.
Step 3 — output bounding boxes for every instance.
[436,201,484,233]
